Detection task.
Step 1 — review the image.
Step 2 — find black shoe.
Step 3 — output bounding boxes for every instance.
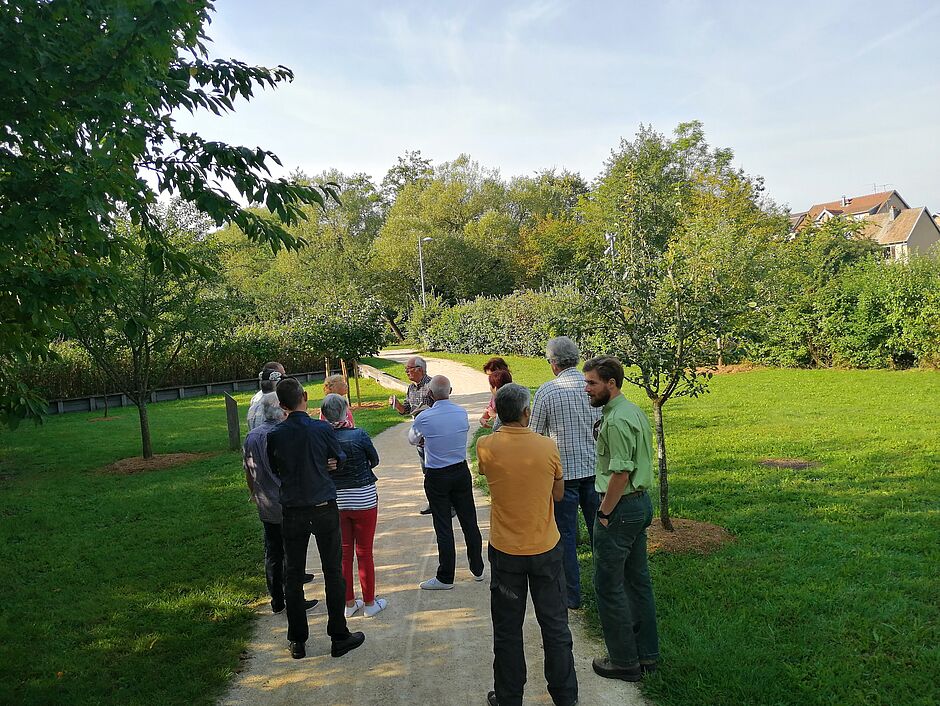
[450,506,457,518]
[304,572,315,584]
[592,656,641,682]
[640,661,658,675]
[331,631,365,658]
[289,641,305,659]
[304,599,319,611]
[271,601,285,614]
[487,691,498,705]
[419,506,432,515]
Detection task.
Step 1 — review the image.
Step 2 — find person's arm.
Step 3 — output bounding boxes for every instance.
[324,426,346,471]
[549,444,565,502]
[266,436,281,479]
[243,444,255,499]
[407,421,424,447]
[361,430,380,468]
[598,422,636,525]
[529,386,549,436]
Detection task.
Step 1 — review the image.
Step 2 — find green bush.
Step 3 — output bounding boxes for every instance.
[416,287,608,357]
[21,297,388,399]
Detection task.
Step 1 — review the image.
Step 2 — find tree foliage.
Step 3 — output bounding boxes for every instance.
[66,200,230,458]
[0,0,337,424]
[580,122,788,529]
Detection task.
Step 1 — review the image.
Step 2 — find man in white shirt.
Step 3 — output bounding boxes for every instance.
[409,375,485,590]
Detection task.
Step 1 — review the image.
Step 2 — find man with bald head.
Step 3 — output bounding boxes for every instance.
[410,375,485,590]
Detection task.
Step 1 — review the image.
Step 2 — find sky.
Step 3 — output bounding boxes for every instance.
[178,0,940,213]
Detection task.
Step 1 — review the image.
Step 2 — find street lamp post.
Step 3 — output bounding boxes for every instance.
[417,235,433,307]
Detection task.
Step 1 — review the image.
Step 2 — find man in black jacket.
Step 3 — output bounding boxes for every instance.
[267,377,365,660]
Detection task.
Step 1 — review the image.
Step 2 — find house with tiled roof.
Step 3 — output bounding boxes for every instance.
[792,190,939,259]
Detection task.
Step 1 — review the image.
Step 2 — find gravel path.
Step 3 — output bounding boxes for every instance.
[222,351,647,706]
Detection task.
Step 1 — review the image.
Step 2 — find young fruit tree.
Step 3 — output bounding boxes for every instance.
[580,122,787,530]
[66,200,229,459]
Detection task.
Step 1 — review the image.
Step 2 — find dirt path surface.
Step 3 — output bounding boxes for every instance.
[222,351,647,706]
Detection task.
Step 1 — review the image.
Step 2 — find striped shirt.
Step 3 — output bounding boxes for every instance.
[336,483,378,511]
[529,367,601,481]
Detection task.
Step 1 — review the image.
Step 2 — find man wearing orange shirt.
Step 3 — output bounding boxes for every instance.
[477,383,579,706]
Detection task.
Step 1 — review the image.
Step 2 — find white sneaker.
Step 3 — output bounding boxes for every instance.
[344,599,363,618]
[419,577,454,590]
[472,568,486,582]
[364,597,388,617]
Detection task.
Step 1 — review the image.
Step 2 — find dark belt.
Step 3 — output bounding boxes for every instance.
[599,489,645,500]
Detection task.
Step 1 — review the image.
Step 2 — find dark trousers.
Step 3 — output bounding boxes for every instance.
[262,520,285,609]
[593,491,659,666]
[489,543,578,706]
[553,476,600,608]
[282,502,350,645]
[423,461,484,584]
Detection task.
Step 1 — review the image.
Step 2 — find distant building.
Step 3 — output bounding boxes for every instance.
[792,190,939,258]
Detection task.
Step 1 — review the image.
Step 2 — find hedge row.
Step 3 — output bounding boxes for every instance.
[408,288,605,357]
[24,303,388,400]
[409,257,940,369]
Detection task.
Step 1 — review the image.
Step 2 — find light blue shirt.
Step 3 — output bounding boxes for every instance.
[411,399,469,469]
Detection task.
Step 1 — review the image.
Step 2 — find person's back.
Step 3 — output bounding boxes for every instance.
[267,412,341,508]
[477,429,561,556]
[476,383,577,706]
[412,398,469,469]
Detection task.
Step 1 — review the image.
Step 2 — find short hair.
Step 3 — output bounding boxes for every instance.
[275,377,305,410]
[409,356,427,372]
[582,356,624,389]
[320,393,349,423]
[487,369,512,390]
[482,356,509,374]
[323,374,346,394]
[429,375,451,400]
[494,383,530,424]
[258,391,286,423]
[546,336,579,369]
[259,361,285,393]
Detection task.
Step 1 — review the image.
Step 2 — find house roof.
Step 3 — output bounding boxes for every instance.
[804,190,907,222]
[859,207,925,245]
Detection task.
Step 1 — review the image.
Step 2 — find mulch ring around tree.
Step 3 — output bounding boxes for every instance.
[759,458,817,470]
[648,518,735,555]
[97,453,214,475]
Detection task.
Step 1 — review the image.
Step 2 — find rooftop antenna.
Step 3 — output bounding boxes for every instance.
[871,182,893,193]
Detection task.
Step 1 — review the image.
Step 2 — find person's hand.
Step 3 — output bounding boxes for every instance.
[598,517,609,528]
[327,458,338,472]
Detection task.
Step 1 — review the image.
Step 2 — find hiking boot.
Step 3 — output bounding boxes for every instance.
[592,656,641,682]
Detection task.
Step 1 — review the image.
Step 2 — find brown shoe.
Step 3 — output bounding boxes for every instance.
[592,656,641,682]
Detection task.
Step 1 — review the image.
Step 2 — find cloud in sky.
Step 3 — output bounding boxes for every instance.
[179,0,940,211]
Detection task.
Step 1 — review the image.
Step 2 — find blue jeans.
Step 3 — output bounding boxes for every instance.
[554,476,600,609]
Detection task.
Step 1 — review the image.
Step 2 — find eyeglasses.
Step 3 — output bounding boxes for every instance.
[405,366,420,372]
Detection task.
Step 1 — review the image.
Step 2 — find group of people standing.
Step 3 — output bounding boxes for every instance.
[240,337,659,706]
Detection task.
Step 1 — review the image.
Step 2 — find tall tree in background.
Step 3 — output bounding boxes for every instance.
[0,0,337,424]
[581,122,787,530]
[67,201,229,459]
[371,155,522,312]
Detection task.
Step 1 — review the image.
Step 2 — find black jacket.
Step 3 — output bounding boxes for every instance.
[266,411,346,508]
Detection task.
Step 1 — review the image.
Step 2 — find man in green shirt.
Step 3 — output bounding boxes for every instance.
[583,356,659,682]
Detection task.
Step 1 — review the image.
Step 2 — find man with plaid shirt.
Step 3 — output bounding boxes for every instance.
[529,336,602,609]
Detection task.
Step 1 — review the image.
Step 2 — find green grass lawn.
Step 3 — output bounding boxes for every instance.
[462,359,939,706]
[0,378,401,706]
[360,355,407,381]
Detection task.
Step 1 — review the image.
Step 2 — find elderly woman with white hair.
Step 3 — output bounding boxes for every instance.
[320,393,387,618]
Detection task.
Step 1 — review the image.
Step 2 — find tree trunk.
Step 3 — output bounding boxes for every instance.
[383,310,405,341]
[651,399,673,531]
[137,400,154,460]
[352,360,362,406]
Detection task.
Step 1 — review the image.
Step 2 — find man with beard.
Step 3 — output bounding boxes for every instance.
[582,356,658,682]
